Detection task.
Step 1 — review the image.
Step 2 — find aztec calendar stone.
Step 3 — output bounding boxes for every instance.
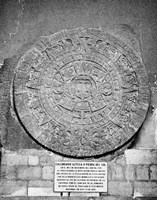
[13,28,150,157]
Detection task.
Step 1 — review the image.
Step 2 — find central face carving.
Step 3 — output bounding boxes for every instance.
[70,75,94,100]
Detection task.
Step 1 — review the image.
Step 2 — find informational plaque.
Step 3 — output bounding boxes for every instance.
[54,162,107,192]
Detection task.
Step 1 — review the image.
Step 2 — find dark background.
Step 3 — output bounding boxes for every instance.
[0,0,157,151]
[0,0,157,86]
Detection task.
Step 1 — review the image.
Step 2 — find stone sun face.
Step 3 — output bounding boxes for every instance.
[13,28,150,157]
[71,75,93,100]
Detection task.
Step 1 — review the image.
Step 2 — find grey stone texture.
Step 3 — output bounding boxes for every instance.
[134,182,157,197]
[150,165,157,180]
[0,0,157,198]
[13,27,150,157]
[0,0,157,152]
[17,166,42,180]
[1,149,157,197]
[125,150,157,165]
[0,197,142,200]
[0,0,157,86]
[125,165,135,180]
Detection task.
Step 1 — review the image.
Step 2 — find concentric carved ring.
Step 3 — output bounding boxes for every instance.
[13,28,150,157]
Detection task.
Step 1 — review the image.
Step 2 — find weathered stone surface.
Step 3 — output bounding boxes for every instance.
[0,165,16,180]
[136,165,149,180]
[108,181,133,196]
[113,155,126,166]
[0,197,135,200]
[125,150,157,165]
[125,165,135,180]
[70,193,99,196]
[13,28,150,157]
[28,156,39,165]
[0,180,27,196]
[0,198,63,200]
[40,155,54,166]
[52,153,64,161]
[134,182,157,197]
[17,166,41,180]
[42,166,54,180]
[2,153,28,165]
[150,165,157,180]
[111,165,125,180]
[28,180,53,187]
[19,149,48,156]
[135,198,157,200]
[28,187,60,196]
[40,153,63,166]
[100,198,133,200]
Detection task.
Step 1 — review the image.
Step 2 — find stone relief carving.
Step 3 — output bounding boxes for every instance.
[13,28,150,157]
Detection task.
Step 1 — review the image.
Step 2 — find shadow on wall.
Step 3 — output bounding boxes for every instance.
[0,143,2,177]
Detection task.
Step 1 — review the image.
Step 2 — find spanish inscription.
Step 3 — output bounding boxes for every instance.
[54,162,107,192]
[13,28,150,157]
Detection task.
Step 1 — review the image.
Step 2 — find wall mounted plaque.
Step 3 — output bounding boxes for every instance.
[54,162,107,192]
[13,28,150,157]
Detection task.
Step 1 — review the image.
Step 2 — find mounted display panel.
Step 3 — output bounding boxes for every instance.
[54,162,107,192]
[13,28,150,157]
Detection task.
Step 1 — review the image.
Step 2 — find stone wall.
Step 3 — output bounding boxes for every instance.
[1,149,157,198]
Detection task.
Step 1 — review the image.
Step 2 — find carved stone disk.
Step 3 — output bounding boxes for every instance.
[13,28,150,157]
